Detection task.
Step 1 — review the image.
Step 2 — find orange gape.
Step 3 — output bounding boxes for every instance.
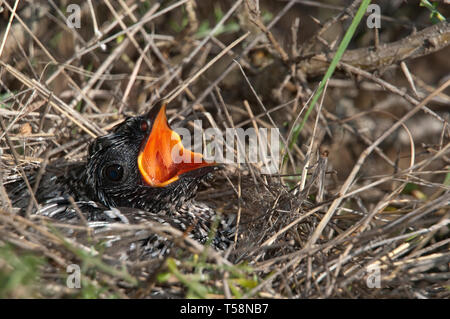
[138,105,212,187]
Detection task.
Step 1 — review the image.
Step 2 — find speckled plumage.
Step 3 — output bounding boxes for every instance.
[5,106,234,259]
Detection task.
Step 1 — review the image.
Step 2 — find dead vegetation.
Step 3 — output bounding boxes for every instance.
[0,0,449,298]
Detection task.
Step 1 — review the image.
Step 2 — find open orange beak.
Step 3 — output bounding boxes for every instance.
[137,103,214,187]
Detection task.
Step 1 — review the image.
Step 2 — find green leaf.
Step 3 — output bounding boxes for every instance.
[116,34,125,44]
[402,183,419,194]
[420,0,446,23]
[228,280,242,298]
[157,272,171,283]
[235,278,258,289]
[214,5,224,21]
[443,172,450,186]
[0,244,44,298]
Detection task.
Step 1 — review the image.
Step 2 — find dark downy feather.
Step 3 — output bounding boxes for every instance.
[5,112,234,260]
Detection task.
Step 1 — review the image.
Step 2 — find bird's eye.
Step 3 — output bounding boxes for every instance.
[140,119,149,132]
[103,164,124,182]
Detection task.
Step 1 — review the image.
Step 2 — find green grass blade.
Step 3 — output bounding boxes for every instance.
[289,0,372,150]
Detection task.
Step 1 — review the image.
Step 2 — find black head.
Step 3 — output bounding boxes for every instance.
[84,103,217,212]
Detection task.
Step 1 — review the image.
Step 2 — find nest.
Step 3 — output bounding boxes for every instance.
[0,0,449,298]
